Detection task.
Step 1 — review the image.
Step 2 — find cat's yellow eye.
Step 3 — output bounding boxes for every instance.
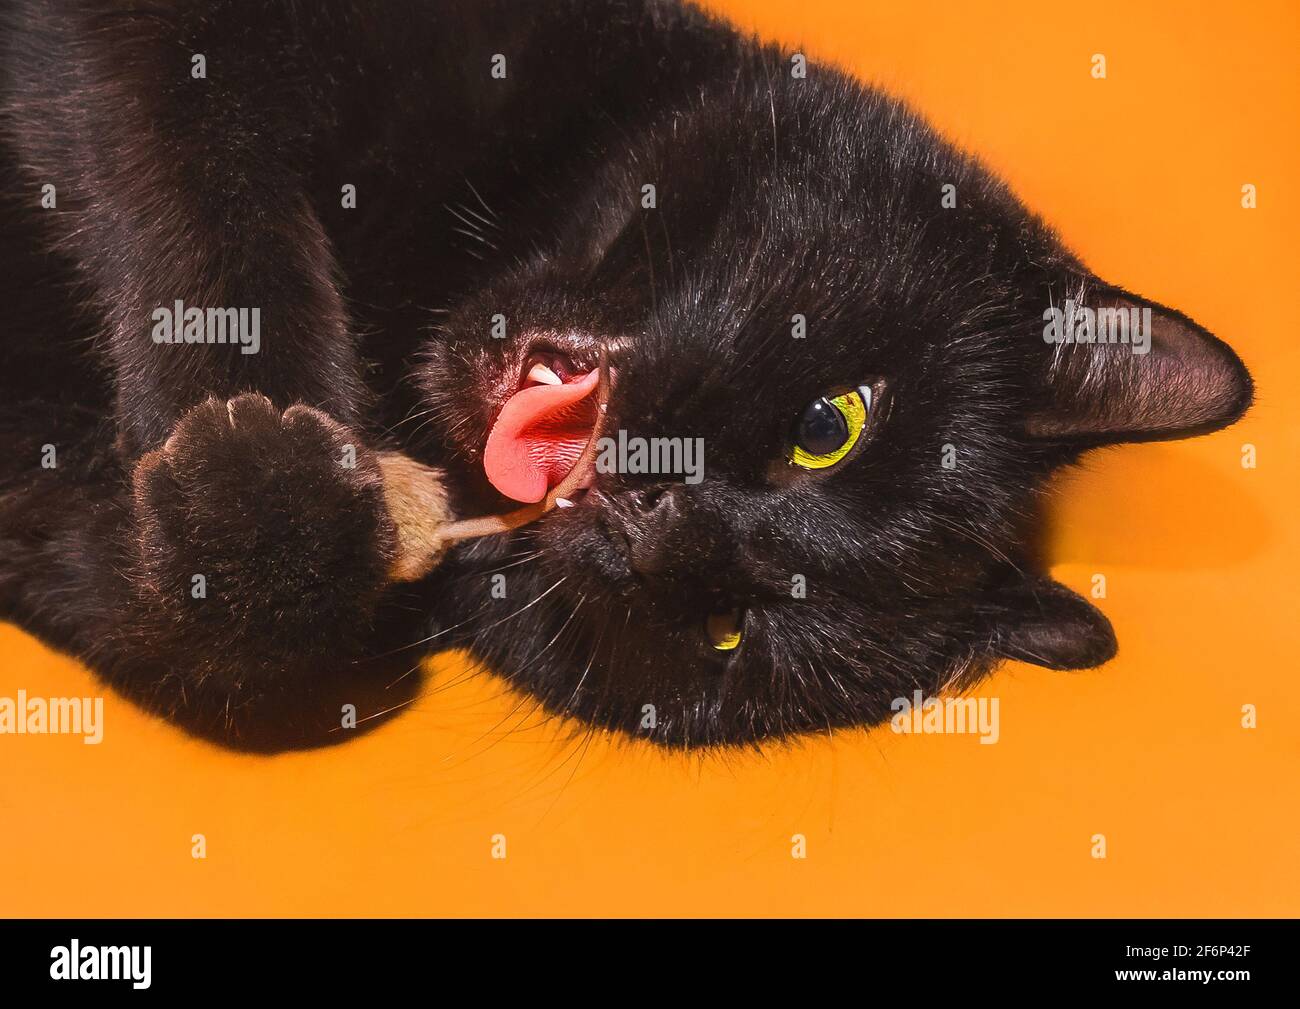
[789,386,871,469]
[706,609,744,651]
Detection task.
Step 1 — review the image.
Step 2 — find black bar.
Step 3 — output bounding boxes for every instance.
[0,919,1289,995]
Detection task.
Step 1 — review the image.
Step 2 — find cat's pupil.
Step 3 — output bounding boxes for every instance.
[796,398,848,455]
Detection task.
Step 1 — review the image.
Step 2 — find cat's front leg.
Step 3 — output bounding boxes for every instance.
[129,393,400,688]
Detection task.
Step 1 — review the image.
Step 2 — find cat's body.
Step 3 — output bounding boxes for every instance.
[0,0,1250,750]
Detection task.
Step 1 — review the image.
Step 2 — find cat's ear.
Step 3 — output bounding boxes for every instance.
[1028,284,1252,442]
[982,576,1116,670]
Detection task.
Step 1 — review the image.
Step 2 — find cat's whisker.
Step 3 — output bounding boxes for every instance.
[474,575,568,635]
[355,600,496,662]
[326,696,419,732]
[382,405,438,438]
[931,514,1020,572]
[514,593,586,680]
[463,177,499,223]
[384,659,426,691]
[450,225,499,252]
[379,571,566,672]
[562,636,599,717]
[534,722,601,825]
[450,199,498,233]
[445,203,484,234]
[479,549,545,576]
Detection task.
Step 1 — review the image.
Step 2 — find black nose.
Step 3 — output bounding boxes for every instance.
[606,485,689,577]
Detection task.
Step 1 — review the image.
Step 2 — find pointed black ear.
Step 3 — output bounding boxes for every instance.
[983,577,1116,670]
[1028,283,1252,442]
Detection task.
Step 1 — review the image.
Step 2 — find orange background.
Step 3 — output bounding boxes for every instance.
[2,0,1297,917]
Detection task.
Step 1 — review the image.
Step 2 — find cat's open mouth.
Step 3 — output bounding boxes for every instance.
[482,340,609,503]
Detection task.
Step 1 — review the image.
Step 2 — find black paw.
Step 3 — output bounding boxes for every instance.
[130,394,396,678]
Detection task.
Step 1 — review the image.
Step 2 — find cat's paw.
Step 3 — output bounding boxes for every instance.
[130,394,397,673]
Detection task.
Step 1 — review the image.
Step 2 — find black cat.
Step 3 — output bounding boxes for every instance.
[0,0,1250,750]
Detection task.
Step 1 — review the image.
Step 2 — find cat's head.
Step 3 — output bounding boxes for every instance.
[419,57,1250,747]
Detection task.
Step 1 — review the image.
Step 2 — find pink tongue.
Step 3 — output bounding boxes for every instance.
[483,370,601,503]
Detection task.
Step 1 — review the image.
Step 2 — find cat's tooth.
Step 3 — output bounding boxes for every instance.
[527,363,562,386]
[555,497,574,508]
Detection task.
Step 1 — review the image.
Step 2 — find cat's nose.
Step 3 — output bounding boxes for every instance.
[606,484,692,577]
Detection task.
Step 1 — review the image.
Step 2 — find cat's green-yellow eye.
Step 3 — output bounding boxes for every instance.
[790,386,872,469]
[706,609,744,651]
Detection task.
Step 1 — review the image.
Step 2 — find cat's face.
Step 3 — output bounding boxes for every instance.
[421,65,1250,747]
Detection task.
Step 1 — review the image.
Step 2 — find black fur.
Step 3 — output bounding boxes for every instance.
[0,0,1251,750]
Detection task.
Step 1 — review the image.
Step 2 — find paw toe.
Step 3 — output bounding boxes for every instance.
[223,392,281,433]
